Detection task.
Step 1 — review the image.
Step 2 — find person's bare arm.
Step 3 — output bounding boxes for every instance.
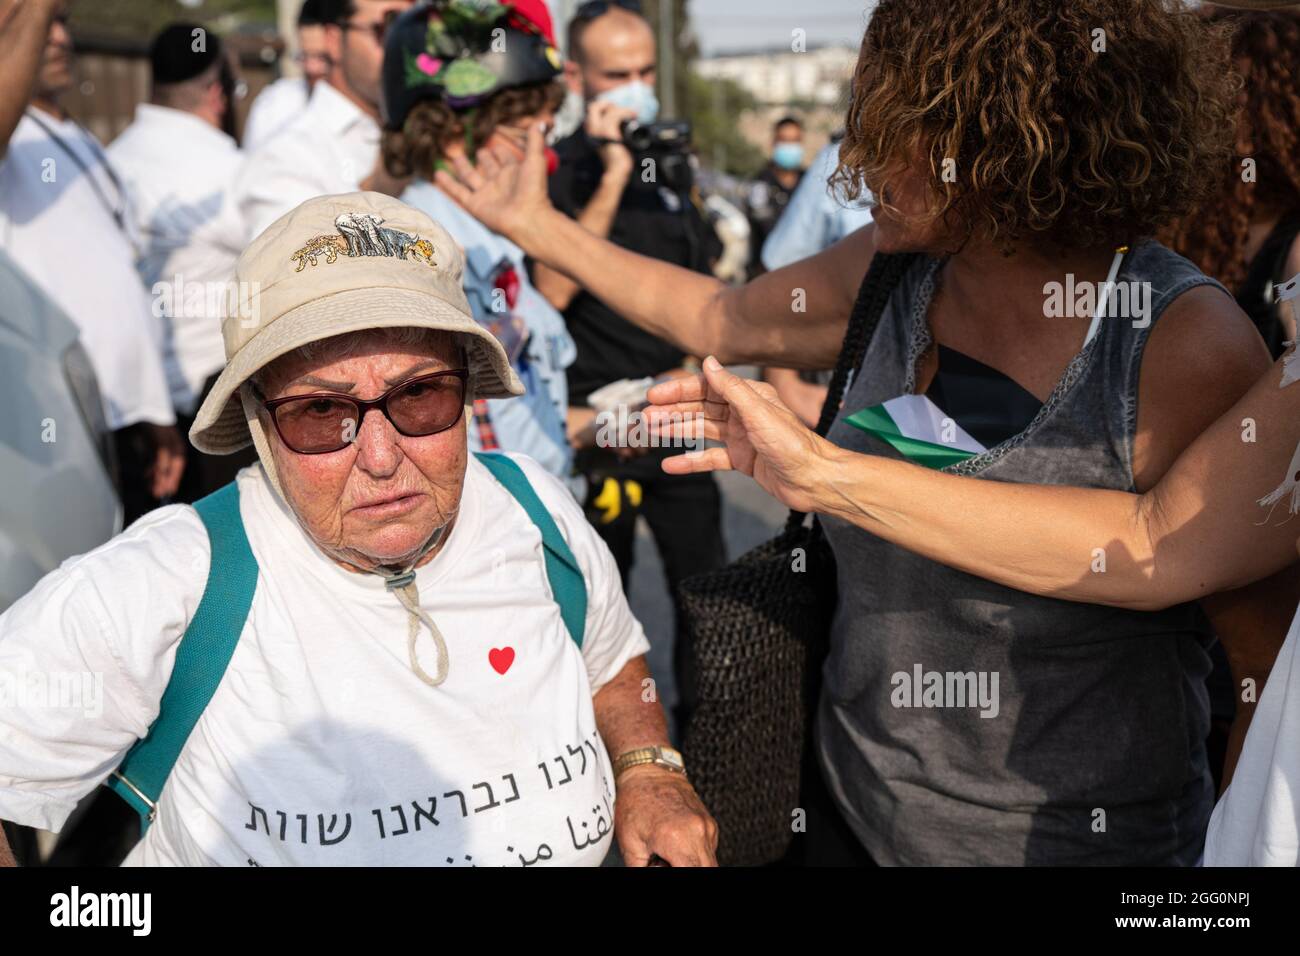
[763,367,828,428]
[534,102,635,311]
[0,0,59,152]
[0,825,15,867]
[593,655,717,866]
[1131,288,1295,783]
[533,172,629,310]
[435,123,867,368]
[646,325,1300,614]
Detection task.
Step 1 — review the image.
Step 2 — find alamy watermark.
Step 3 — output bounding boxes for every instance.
[0,669,103,718]
[152,275,262,329]
[1043,275,1151,328]
[891,664,1000,718]
[595,405,704,453]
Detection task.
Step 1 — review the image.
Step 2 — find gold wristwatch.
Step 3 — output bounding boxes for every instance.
[612,745,687,781]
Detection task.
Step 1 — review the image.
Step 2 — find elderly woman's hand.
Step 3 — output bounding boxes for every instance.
[645,356,843,515]
[615,764,718,866]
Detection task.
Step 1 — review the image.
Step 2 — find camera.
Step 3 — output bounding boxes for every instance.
[620,120,694,191]
[620,119,691,153]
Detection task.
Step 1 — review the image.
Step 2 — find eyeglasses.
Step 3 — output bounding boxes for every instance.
[574,0,643,21]
[342,8,402,47]
[258,369,469,455]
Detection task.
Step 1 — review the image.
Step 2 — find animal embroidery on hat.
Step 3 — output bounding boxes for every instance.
[290,212,437,272]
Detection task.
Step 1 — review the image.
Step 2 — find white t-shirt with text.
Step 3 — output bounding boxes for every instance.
[0,454,648,866]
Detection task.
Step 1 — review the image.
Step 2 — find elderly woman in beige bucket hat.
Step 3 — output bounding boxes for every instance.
[0,192,716,867]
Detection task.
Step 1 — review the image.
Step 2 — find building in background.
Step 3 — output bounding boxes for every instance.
[694,44,856,161]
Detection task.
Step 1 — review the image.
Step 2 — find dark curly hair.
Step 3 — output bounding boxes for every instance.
[833,0,1239,252]
[382,80,566,180]
[1161,8,1300,291]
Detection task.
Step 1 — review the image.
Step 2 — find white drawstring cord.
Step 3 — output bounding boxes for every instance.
[379,523,450,687]
[1082,246,1129,348]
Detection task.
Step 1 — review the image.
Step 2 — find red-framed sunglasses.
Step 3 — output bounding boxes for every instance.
[257,368,469,455]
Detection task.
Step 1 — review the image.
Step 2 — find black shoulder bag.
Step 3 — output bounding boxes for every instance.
[677,251,918,866]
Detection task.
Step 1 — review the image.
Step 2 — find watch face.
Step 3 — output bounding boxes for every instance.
[659,748,684,770]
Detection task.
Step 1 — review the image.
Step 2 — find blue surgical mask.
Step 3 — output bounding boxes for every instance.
[773,142,805,171]
[595,80,660,126]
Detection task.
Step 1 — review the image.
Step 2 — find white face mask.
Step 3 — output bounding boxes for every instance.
[594,79,660,126]
[552,87,587,142]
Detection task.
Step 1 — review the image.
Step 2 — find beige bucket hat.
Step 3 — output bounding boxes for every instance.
[190,191,523,457]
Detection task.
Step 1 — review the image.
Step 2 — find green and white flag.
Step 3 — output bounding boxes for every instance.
[845,394,987,470]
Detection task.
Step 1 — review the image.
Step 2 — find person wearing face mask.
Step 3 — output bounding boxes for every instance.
[745,115,806,280]
[380,0,577,487]
[532,0,725,733]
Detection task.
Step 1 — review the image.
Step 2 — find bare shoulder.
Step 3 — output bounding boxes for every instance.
[1134,283,1271,490]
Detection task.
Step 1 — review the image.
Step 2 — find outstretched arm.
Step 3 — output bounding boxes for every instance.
[435,123,869,369]
[647,354,1300,612]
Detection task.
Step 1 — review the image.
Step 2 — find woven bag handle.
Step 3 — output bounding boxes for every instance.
[783,251,920,534]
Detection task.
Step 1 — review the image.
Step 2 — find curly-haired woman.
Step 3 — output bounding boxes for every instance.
[379,1,576,486]
[1163,6,1300,356]
[437,0,1291,864]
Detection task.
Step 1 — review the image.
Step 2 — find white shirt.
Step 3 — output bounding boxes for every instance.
[233,81,381,242]
[1203,602,1300,866]
[0,454,648,866]
[108,105,245,415]
[0,110,175,429]
[241,76,311,153]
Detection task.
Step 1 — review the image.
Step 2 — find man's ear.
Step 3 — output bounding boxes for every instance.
[208,80,227,124]
[562,60,582,97]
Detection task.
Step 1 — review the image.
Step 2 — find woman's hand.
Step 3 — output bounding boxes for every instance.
[614,764,718,867]
[434,122,554,250]
[645,356,841,514]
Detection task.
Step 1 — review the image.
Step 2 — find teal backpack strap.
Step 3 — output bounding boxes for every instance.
[106,481,258,830]
[474,452,587,648]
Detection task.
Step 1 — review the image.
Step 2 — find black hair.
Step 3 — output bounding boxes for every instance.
[300,0,348,27]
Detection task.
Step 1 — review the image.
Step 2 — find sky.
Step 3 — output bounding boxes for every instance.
[686,0,875,56]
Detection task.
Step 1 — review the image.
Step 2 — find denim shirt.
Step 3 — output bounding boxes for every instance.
[402,179,575,481]
[760,141,874,271]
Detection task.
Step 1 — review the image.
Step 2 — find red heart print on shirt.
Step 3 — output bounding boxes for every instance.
[489,647,515,675]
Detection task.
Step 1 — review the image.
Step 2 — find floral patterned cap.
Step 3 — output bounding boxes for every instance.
[381,0,563,129]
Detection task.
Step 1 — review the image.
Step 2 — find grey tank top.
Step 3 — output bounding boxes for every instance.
[818,241,1226,865]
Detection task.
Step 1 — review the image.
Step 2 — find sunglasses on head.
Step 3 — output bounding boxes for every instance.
[574,0,643,21]
[257,368,469,455]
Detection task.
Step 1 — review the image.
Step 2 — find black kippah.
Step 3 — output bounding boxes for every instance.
[149,23,222,85]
